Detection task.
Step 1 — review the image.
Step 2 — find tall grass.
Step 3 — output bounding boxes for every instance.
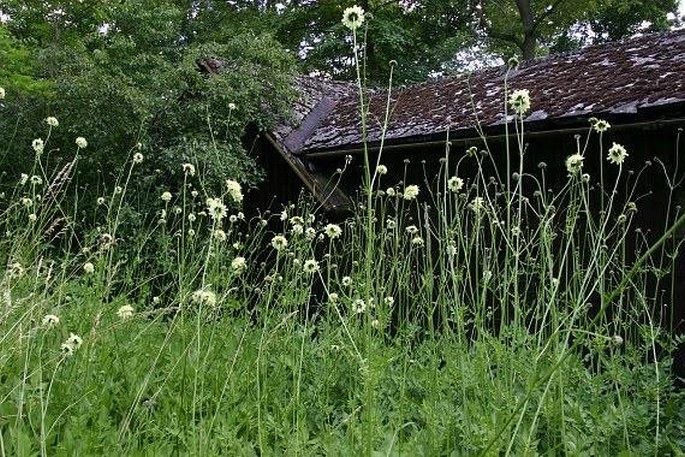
[0,14,684,454]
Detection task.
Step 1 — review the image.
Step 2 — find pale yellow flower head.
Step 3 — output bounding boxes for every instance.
[342,5,365,30]
[191,289,217,307]
[447,176,463,192]
[75,137,88,149]
[303,259,319,274]
[42,314,60,328]
[32,138,44,154]
[565,154,584,175]
[61,333,83,356]
[590,118,611,133]
[117,305,135,320]
[509,89,531,115]
[225,179,243,203]
[403,185,419,201]
[324,223,342,239]
[607,143,628,165]
[271,235,288,251]
[231,256,247,274]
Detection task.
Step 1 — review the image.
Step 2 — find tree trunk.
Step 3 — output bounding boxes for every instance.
[515,0,537,60]
[521,32,536,60]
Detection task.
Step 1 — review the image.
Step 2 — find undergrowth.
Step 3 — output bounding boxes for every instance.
[0,6,684,456]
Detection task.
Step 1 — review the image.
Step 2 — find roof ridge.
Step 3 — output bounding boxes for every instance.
[388,28,685,96]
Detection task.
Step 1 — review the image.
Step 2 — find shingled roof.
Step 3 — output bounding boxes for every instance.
[272,29,685,157]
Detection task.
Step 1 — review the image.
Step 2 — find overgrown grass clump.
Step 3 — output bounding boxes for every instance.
[1,16,685,453]
[0,107,683,456]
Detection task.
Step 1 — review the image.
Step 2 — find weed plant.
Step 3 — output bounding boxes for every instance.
[0,7,684,455]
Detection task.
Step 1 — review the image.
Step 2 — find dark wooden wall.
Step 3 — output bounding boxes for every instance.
[306,122,685,334]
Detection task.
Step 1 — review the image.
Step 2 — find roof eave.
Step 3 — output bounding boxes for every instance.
[302,111,685,159]
[263,133,353,213]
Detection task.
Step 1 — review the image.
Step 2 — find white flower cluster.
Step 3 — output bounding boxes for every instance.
[469,196,484,213]
[353,298,366,314]
[607,143,628,165]
[225,179,243,203]
[590,117,611,133]
[303,259,319,274]
[324,223,342,239]
[61,333,83,356]
[42,314,60,328]
[206,197,227,221]
[565,154,584,175]
[447,176,463,192]
[117,305,135,320]
[271,235,288,251]
[32,139,44,154]
[403,185,419,201]
[191,289,217,307]
[75,137,88,149]
[231,256,247,274]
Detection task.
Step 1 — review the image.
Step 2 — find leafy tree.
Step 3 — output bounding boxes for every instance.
[0,0,296,211]
[589,0,680,41]
[474,0,680,61]
[0,26,52,96]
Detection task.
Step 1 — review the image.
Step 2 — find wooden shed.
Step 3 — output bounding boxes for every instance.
[256,29,685,342]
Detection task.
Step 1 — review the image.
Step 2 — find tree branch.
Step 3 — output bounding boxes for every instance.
[474,0,523,48]
[533,0,570,31]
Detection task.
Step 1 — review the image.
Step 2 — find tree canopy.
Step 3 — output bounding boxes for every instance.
[167,0,680,82]
[0,0,297,219]
[477,0,680,61]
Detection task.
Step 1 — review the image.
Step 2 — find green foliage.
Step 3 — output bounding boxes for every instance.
[590,0,680,40]
[268,0,475,83]
[0,27,52,96]
[0,0,296,223]
[472,0,679,60]
[0,8,684,453]
[279,0,476,83]
[167,0,475,84]
[183,0,680,79]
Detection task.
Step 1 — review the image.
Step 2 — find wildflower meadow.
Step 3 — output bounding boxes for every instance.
[0,6,684,456]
